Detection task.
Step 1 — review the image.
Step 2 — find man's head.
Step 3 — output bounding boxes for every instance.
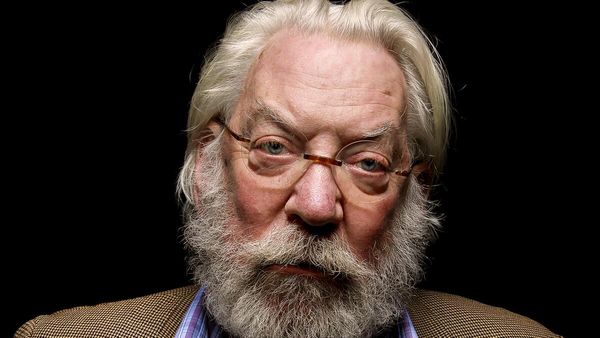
[178,0,450,337]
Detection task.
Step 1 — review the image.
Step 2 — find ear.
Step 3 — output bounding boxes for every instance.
[410,161,434,198]
[191,120,222,205]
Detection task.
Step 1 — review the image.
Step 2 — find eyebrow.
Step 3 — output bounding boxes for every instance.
[241,100,399,144]
[360,122,396,140]
[241,101,302,138]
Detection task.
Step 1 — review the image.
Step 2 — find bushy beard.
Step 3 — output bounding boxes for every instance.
[184,139,439,338]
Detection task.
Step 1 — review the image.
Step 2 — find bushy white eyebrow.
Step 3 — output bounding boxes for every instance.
[361,122,395,140]
[242,100,398,144]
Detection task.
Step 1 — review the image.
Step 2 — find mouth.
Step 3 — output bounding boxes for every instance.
[265,262,328,279]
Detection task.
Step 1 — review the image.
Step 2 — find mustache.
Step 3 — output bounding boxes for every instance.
[240,225,373,280]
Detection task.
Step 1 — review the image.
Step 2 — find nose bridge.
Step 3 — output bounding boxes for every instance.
[289,157,341,225]
[298,158,338,198]
[297,153,343,199]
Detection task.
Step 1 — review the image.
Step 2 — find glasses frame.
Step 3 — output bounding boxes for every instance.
[214,118,416,177]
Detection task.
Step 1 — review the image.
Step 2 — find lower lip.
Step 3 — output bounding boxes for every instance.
[266,264,326,278]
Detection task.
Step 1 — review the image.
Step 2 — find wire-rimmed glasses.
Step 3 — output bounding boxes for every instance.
[215,117,415,204]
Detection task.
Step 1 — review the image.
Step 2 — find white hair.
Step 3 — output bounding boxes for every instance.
[178,0,451,210]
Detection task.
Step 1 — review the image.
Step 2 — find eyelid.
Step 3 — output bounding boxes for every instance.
[343,151,391,170]
[251,134,300,154]
[246,120,307,148]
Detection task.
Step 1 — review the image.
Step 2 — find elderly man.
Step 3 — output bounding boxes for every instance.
[16,0,559,337]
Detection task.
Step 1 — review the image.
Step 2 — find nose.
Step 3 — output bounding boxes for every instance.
[284,162,343,228]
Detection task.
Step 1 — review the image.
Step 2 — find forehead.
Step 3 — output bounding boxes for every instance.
[234,30,407,140]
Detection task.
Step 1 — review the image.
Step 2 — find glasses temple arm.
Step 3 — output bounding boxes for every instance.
[214,118,251,143]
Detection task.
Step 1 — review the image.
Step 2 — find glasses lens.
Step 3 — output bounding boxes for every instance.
[334,140,407,204]
[231,122,409,203]
[237,121,309,189]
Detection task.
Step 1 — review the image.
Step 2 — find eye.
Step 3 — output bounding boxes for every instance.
[252,136,296,157]
[358,158,383,172]
[260,141,285,155]
[343,151,391,176]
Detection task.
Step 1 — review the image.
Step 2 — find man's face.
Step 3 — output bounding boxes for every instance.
[228,30,407,261]
[187,31,437,338]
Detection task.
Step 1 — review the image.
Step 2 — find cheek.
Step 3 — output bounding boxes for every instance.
[230,161,286,239]
[343,195,398,261]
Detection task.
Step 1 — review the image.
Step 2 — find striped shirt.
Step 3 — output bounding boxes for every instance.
[175,287,418,338]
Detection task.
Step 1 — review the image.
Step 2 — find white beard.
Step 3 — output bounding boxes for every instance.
[184,139,439,338]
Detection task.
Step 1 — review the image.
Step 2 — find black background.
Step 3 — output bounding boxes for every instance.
[6,1,587,337]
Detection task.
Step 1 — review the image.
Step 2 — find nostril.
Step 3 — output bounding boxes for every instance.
[288,215,337,237]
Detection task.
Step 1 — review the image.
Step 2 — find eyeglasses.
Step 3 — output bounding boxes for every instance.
[215,118,416,204]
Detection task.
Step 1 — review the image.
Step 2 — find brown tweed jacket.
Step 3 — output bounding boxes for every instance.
[15,286,560,337]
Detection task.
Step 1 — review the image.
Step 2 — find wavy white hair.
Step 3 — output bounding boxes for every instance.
[178,0,450,210]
